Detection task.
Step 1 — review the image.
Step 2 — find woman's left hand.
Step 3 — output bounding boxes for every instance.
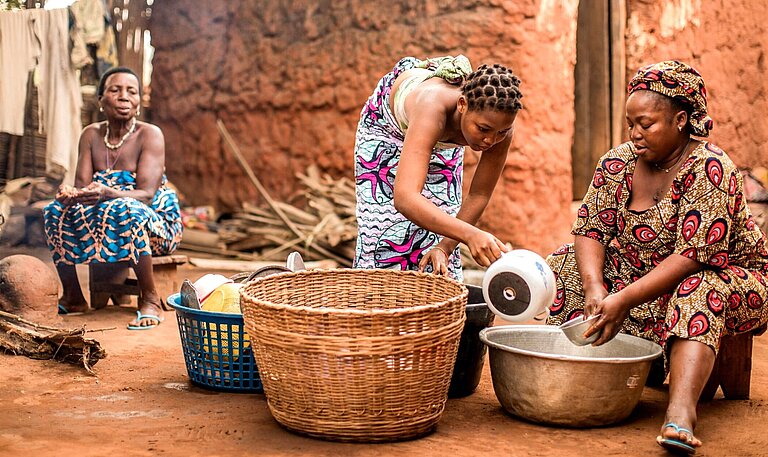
[418,246,450,275]
[583,292,631,346]
[76,182,110,205]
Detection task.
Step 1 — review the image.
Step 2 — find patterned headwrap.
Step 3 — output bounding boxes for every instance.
[627,60,714,137]
[417,55,473,85]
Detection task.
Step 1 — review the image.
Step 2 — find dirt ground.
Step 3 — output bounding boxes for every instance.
[1,247,768,457]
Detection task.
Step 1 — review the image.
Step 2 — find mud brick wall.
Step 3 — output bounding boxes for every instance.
[150,1,767,255]
[150,0,579,255]
[626,0,768,169]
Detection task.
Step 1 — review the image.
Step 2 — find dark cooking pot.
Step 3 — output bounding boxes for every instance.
[448,284,495,398]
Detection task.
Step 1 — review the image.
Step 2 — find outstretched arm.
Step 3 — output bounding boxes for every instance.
[394,100,509,266]
[432,135,511,251]
[575,234,609,316]
[393,101,477,239]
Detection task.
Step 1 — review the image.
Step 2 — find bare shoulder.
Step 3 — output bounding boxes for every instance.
[81,122,103,138]
[410,79,458,116]
[137,121,164,139]
[79,122,103,151]
[392,68,430,88]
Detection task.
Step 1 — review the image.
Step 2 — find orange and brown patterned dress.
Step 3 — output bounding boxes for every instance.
[547,141,768,354]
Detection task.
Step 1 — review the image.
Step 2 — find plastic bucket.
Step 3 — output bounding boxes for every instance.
[448,285,495,398]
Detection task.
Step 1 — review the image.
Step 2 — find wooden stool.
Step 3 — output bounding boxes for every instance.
[701,325,766,401]
[88,255,188,308]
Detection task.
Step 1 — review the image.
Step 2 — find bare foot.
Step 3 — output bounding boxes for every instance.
[128,294,164,328]
[656,414,702,453]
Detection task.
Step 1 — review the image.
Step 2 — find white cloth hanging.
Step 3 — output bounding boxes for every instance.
[0,9,43,136]
[32,8,83,184]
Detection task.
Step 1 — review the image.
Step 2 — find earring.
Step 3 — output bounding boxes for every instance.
[136,108,141,117]
[678,125,682,132]
[99,106,103,112]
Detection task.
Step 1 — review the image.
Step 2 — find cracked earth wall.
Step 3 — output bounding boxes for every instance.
[150,0,766,255]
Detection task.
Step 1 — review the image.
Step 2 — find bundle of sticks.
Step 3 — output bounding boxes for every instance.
[218,166,358,266]
[214,121,358,266]
[193,120,479,269]
[0,310,107,374]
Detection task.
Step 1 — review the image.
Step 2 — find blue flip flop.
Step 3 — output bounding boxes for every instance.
[126,311,164,330]
[58,304,86,316]
[657,422,696,455]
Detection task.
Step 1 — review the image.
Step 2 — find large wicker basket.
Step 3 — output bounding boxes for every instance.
[240,268,467,442]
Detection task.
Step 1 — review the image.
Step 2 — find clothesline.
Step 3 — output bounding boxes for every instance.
[0,7,82,184]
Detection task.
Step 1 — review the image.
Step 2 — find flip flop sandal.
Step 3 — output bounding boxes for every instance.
[58,304,86,316]
[126,311,164,330]
[657,422,696,455]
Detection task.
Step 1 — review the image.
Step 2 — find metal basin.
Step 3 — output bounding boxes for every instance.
[480,325,662,427]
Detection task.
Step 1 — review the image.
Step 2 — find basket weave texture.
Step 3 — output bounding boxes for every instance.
[240,268,467,442]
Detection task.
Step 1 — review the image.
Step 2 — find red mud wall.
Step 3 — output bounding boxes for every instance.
[625,0,768,168]
[150,0,579,255]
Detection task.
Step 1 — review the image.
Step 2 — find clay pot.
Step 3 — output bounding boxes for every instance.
[0,254,60,323]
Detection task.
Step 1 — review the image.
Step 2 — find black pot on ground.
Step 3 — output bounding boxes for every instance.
[448,284,495,398]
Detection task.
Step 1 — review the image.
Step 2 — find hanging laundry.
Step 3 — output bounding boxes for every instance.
[32,7,83,184]
[0,9,43,136]
[96,19,119,77]
[69,0,105,44]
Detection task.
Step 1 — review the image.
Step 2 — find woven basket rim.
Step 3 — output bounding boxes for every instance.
[241,268,468,316]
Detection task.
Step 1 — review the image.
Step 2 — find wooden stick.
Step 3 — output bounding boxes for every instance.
[0,309,115,333]
[254,237,304,261]
[216,119,304,238]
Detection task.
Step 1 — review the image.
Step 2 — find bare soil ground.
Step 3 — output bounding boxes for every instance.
[1,247,767,457]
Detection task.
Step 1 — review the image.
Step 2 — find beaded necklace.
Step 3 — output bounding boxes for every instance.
[104,117,137,171]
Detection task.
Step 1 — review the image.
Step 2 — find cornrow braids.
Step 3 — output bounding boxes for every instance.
[461,64,523,113]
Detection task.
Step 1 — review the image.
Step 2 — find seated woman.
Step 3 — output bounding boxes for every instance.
[43,67,182,330]
[546,61,768,454]
[354,55,523,281]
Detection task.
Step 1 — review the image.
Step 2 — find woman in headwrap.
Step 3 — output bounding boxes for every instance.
[546,61,768,454]
[354,56,523,281]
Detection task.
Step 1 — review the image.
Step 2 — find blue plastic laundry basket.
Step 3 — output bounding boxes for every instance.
[168,293,262,393]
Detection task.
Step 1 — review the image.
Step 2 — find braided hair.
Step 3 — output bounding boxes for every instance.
[461,64,523,113]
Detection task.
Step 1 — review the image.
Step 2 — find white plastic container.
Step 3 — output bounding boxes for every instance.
[481,249,556,322]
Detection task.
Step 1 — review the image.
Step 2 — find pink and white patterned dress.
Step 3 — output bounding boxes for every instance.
[353,57,465,280]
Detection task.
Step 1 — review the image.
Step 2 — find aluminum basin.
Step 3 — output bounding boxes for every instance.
[480,325,662,427]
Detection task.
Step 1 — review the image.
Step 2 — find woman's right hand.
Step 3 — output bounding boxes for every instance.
[465,229,510,267]
[55,185,80,205]
[585,292,630,346]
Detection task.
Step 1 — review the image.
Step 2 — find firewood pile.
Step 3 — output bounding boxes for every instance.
[216,166,358,266]
[177,119,479,268]
[176,120,359,265]
[185,164,479,269]
[0,310,107,374]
